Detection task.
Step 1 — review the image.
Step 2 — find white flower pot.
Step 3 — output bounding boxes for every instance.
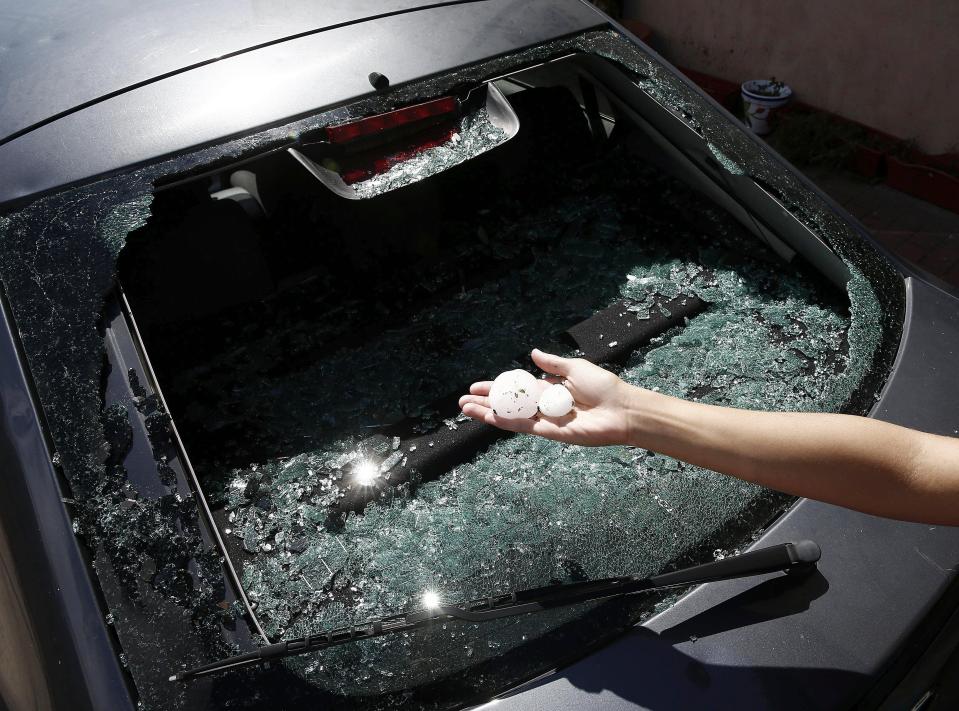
[741,80,793,136]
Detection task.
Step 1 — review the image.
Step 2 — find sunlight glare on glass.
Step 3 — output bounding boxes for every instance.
[421,589,441,609]
[353,460,378,487]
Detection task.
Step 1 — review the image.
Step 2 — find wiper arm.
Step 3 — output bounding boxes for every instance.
[170,540,820,682]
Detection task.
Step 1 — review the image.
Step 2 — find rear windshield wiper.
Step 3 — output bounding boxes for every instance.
[171,540,820,682]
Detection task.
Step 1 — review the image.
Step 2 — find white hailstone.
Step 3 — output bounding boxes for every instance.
[538,384,574,418]
[489,369,539,420]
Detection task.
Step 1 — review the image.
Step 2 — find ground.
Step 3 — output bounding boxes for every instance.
[806,167,959,288]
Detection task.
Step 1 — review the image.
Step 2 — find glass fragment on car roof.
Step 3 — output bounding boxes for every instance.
[352,108,508,199]
[707,142,746,175]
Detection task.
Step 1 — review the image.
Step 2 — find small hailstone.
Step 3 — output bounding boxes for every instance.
[489,369,539,420]
[538,384,574,417]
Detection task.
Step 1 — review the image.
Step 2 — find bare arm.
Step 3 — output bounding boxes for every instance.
[459,350,959,525]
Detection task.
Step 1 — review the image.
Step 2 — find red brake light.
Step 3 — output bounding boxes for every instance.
[340,127,457,184]
[325,96,459,144]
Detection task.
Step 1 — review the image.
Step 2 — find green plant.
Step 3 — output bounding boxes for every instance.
[749,77,788,97]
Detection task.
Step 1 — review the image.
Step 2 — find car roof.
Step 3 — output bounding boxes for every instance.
[0,0,491,145]
[0,0,605,206]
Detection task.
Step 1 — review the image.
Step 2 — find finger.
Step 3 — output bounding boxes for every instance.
[531,348,572,377]
[462,402,534,435]
[462,402,570,441]
[458,394,490,409]
[461,402,492,422]
[512,414,576,442]
[461,402,541,433]
[469,381,493,396]
[485,412,546,436]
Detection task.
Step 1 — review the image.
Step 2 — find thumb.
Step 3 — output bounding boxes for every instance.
[531,348,572,377]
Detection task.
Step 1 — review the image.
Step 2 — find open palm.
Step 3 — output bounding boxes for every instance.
[458,349,634,446]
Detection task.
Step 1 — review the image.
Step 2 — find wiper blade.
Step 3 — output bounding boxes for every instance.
[170,540,820,682]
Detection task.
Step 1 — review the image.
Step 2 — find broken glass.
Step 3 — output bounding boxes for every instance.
[189,152,852,698]
[0,28,903,711]
[352,108,508,199]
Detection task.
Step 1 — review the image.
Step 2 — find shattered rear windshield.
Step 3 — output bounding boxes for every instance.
[0,31,901,711]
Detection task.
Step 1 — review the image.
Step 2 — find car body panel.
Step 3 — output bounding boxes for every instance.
[0,0,499,143]
[0,0,603,206]
[0,298,134,711]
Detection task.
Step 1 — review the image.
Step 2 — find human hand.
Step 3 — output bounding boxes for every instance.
[458,349,637,446]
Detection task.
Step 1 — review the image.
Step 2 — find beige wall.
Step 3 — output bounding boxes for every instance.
[625,1,959,153]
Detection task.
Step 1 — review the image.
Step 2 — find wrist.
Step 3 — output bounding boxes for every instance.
[618,384,687,449]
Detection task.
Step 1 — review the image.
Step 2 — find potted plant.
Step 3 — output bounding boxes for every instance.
[741,77,793,136]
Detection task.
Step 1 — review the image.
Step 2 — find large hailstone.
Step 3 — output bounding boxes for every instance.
[489,369,539,420]
[538,383,574,417]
